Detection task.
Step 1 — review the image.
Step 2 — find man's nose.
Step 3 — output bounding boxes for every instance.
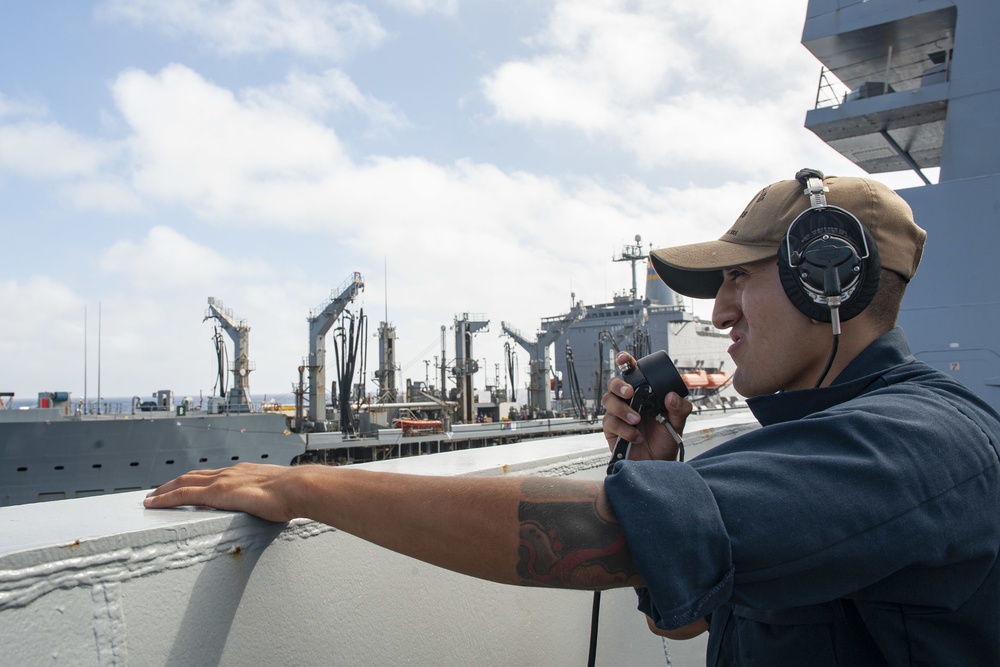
[712,282,739,330]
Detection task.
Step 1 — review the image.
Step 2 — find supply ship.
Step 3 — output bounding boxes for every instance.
[1,262,737,508]
[8,0,992,512]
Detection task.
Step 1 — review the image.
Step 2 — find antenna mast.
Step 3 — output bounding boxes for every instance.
[613,235,646,301]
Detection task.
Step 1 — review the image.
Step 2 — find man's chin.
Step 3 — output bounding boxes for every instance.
[731,371,762,398]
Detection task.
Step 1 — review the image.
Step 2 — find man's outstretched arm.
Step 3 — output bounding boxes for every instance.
[144,464,643,590]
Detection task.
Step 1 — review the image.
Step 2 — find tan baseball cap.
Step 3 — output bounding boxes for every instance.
[650,173,927,298]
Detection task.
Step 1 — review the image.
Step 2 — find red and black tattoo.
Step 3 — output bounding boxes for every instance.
[517,479,639,589]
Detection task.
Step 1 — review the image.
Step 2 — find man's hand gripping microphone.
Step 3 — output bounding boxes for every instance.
[607,350,689,474]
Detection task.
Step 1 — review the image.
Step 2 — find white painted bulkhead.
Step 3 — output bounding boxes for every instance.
[0,415,757,666]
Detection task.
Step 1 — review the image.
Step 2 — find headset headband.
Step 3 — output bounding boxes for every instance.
[784,173,871,270]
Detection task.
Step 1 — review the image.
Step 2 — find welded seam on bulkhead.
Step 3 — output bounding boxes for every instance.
[0,518,333,611]
[91,582,129,667]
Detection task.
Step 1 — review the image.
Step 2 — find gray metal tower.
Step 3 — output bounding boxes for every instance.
[452,313,489,423]
[374,321,398,403]
[502,300,587,415]
[613,235,646,301]
[307,272,364,423]
[204,297,253,411]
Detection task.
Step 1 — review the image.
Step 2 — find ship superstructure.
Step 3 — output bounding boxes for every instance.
[802,0,1000,412]
[543,238,737,417]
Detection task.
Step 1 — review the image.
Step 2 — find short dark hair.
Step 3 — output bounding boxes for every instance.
[866,269,908,333]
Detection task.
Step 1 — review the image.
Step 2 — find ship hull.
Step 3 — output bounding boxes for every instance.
[0,412,305,507]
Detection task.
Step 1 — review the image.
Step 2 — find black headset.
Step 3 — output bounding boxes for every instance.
[777,168,881,331]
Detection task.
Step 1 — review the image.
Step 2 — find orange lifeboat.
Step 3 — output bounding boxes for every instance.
[706,371,731,388]
[681,370,709,388]
[392,418,444,433]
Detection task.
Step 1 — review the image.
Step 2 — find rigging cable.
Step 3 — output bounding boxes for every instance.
[596,331,621,410]
[565,343,587,420]
[505,342,517,404]
[212,327,229,399]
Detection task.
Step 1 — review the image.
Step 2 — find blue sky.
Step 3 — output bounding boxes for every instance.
[0,0,932,405]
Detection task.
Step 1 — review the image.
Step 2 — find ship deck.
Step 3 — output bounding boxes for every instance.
[0,413,758,666]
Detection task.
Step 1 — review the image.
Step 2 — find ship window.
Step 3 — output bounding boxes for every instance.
[231,456,239,461]
[17,467,27,472]
[199,458,208,463]
[130,462,139,467]
[75,489,104,498]
[92,464,102,469]
[55,465,64,471]
[261,454,269,459]
[166,460,175,465]
[38,492,67,501]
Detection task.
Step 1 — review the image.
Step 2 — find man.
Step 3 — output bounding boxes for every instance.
[145,171,1000,664]
[601,170,1000,663]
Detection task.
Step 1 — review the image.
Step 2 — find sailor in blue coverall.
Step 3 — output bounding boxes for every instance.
[604,171,1000,665]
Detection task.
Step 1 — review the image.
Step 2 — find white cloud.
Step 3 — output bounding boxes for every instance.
[61,176,146,213]
[244,68,408,133]
[113,64,350,217]
[385,0,459,16]
[96,0,387,60]
[0,64,405,219]
[535,0,691,99]
[82,228,301,396]
[622,90,810,174]
[484,59,616,132]
[481,0,817,178]
[100,225,273,289]
[0,98,141,212]
[0,93,48,120]
[96,59,767,336]
[0,277,86,394]
[0,121,118,178]
[484,1,689,131]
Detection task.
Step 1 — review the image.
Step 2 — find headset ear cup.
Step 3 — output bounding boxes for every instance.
[838,237,879,320]
[778,208,881,323]
[839,228,879,320]
[778,242,833,321]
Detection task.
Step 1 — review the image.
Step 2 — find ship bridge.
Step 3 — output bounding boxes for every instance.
[802,0,957,181]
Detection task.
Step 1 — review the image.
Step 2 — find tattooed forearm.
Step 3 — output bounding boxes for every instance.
[516,478,640,589]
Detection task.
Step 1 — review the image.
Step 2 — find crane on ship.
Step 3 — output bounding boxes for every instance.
[204,297,253,412]
[304,272,364,427]
[502,298,587,416]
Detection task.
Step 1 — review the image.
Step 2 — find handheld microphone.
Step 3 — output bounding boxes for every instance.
[607,350,689,473]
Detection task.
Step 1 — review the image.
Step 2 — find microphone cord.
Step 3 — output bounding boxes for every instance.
[814,333,840,389]
[588,591,601,667]
[814,302,841,389]
[590,425,685,666]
